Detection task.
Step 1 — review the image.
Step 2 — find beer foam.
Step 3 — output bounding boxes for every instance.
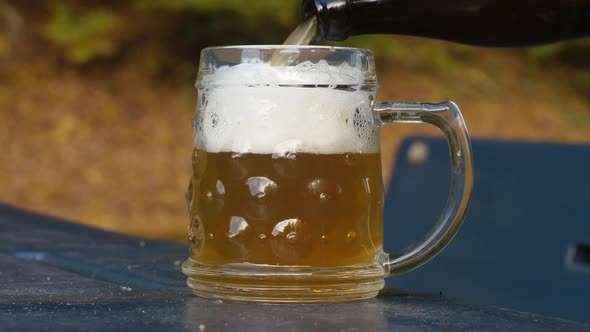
[195,61,379,154]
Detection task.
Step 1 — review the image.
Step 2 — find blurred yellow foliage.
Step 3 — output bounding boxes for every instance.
[0,34,9,56]
[136,0,299,26]
[45,4,122,64]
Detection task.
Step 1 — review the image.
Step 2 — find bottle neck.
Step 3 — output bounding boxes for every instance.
[303,0,399,41]
[303,0,351,42]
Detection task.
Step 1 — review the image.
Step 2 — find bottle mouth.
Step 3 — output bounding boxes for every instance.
[302,0,351,42]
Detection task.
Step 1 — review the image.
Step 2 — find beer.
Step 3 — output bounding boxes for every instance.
[186,58,383,267]
[187,150,383,266]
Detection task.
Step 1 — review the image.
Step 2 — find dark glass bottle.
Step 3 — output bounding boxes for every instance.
[303,0,590,46]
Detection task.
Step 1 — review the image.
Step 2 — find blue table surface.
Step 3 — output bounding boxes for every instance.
[1,205,589,331]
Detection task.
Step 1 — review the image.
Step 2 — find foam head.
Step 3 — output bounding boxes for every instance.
[195,60,379,155]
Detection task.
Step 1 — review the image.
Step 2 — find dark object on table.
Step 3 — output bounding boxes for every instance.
[1,203,589,331]
[384,136,590,323]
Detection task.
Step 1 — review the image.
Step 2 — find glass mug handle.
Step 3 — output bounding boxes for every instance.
[374,101,474,276]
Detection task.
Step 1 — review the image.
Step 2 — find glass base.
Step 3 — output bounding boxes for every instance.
[182,258,386,303]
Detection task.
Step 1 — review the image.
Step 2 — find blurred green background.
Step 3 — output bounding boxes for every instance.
[1,0,589,240]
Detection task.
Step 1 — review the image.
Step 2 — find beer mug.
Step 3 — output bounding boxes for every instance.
[183,46,473,303]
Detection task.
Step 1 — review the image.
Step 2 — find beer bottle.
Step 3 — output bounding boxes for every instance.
[303,0,590,46]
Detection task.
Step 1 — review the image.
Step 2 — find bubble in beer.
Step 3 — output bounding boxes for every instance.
[215,180,225,195]
[243,176,284,221]
[272,139,301,159]
[199,177,226,211]
[271,218,299,237]
[228,216,249,238]
[187,226,195,242]
[346,231,358,243]
[214,216,252,260]
[246,176,278,201]
[343,153,357,167]
[192,149,208,180]
[270,218,314,262]
[188,217,204,256]
[216,154,250,180]
[271,143,300,180]
[306,178,343,202]
[191,149,198,169]
[185,178,194,212]
[286,232,298,244]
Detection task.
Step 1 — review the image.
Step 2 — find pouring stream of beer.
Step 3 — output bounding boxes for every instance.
[283,16,317,46]
[270,16,317,65]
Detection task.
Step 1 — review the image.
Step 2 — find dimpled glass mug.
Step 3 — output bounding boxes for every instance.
[182,46,473,303]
